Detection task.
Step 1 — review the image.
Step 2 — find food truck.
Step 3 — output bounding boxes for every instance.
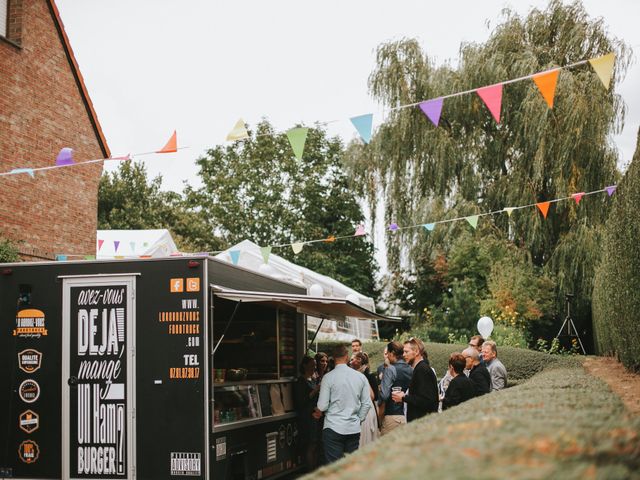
[0,256,388,479]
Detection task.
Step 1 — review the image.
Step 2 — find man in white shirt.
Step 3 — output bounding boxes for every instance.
[313,344,371,463]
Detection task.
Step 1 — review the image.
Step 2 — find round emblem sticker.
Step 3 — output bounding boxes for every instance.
[19,379,40,403]
[18,440,40,464]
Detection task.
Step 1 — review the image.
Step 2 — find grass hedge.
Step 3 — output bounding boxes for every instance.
[303,358,640,479]
[316,341,579,382]
[592,128,640,371]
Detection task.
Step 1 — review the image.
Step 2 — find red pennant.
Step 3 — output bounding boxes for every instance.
[571,192,585,205]
[536,201,551,219]
[157,130,177,153]
[98,239,104,251]
[532,69,560,108]
[476,83,503,123]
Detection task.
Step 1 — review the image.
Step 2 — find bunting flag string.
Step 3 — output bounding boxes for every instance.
[0,132,183,179]
[63,184,616,262]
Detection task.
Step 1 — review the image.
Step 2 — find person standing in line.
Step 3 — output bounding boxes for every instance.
[350,352,379,447]
[294,356,321,471]
[378,341,412,434]
[468,335,486,365]
[351,338,363,354]
[462,347,491,397]
[314,352,329,383]
[313,345,371,463]
[442,353,476,410]
[391,338,438,422]
[481,340,508,391]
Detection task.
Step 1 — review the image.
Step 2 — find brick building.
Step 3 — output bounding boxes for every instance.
[0,0,109,260]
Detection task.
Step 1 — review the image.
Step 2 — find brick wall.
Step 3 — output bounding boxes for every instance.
[0,0,105,260]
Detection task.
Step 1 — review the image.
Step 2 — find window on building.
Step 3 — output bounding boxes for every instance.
[0,0,8,38]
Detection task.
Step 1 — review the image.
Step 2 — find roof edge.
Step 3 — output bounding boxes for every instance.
[46,0,111,158]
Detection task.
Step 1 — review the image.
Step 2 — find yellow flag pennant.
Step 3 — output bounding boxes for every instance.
[588,52,615,90]
[226,119,249,141]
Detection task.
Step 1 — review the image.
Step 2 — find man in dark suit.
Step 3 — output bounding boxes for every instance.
[442,353,475,410]
[463,347,491,397]
[391,338,438,422]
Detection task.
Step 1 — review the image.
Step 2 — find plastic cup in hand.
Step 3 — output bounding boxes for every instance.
[392,387,402,393]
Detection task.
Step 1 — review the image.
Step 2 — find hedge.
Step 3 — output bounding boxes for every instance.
[315,341,578,383]
[303,359,640,479]
[592,128,640,371]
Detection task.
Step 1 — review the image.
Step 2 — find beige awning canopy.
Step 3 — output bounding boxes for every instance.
[211,286,399,322]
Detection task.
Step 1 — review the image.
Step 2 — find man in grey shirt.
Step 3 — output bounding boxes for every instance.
[481,340,508,391]
[313,344,371,463]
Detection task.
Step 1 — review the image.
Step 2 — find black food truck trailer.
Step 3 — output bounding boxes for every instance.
[0,256,388,480]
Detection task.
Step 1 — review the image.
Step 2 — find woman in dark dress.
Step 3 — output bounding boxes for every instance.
[442,353,476,410]
[294,356,321,471]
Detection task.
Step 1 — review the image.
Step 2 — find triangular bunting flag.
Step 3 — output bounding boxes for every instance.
[56,255,68,261]
[84,255,96,260]
[324,235,336,243]
[157,130,177,153]
[354,224,366,236]
[292,242,304,255]
[476,83,503,123]
[536,201,551,219]
[588,52,615,90]
[10,168,35,178]
[350,114,373,144]
[129,241,136,252]
[605,185,617,196]
[229,250,240,265]
[465,215,479,229]
[226,119,249,141]
[571,192,585,204]
[533,69,560,108]
[114,241,120,252]
[388,223,399,231]
[419,98,444,127]
[503,207,515,217]
[423,223,435,232]
[286,128,309,160]
[55,147,74,166]
[260,246,272,264]
[98,239,104,251]
[110,153,131,161]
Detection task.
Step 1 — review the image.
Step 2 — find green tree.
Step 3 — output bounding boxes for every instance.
[186,120,379,298]
[98,162,221,252]
[0,238,20,262]
[347,1,630,345]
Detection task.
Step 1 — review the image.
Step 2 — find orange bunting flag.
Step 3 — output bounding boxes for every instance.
[588,52,615,90]
[536,201,551,219]
[157,130,177,153]
[476,83,503,123]
[323,235,336,243]
[572,192,585,205]
[533,69,560,108]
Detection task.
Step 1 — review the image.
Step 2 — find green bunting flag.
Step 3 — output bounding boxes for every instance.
[286,128,309,160]
[465,215,479,229]
[260,246,272,264]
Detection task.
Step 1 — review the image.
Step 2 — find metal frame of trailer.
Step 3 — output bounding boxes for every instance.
[0,256,390,480]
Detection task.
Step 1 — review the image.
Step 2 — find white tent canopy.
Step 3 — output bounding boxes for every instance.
[96,229,178,259]
[215,239,379,342]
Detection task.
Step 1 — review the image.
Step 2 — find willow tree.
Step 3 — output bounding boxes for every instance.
[347,1,631,340]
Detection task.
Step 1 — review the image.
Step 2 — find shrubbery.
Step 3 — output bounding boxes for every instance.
[592,129,640,371]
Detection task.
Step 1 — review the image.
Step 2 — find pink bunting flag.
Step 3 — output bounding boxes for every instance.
[55,147,74,166]
[97,239,104,251]
[476,83,503,123]
[605,185,617,196]
[354,224,366,236]
[419,98,444,127]
[571,192,585,205]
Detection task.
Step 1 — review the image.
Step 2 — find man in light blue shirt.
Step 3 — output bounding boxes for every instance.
[313,344,371,463]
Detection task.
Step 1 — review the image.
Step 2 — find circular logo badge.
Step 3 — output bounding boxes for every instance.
[19,379,40,403]
[18,440,40,464]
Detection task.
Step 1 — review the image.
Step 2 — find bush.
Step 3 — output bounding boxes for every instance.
[592,129,640,371]
[0,238,19,263]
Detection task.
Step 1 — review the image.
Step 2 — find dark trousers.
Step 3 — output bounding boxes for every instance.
[322,428,360,463]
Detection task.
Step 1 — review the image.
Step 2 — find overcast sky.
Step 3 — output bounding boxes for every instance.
[55,0,640,265]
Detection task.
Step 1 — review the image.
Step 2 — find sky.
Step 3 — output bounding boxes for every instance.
[55,0,640,266]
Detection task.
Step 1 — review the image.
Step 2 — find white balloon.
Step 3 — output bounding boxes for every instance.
[477,316,494,339]
[309,283,324,297]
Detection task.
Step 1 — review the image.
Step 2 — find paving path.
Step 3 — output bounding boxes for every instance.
[583,356,640,415]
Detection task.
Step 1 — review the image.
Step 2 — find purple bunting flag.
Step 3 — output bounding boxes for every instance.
[55,147,74,166]
[419,98,444,127]
[605,185,617,196]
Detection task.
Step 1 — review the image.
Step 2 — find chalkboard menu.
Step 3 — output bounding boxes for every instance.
[278,310,296,378]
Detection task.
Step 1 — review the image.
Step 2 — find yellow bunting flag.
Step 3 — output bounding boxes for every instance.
[157,130,178,153]
[533,69,560,108]
[226,119,249,141]
[536,201,551,219]
[503,207,515,217]
[588,53,615,90]
[291,242,304,254]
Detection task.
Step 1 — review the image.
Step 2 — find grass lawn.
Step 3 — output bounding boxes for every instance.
[306,343,640,479]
